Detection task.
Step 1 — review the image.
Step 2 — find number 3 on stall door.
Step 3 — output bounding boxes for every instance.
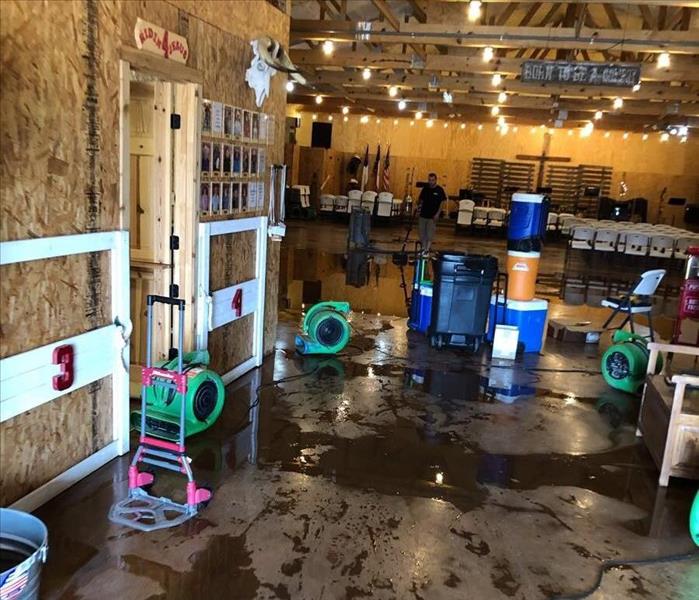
[52,344,75,391]
[231,288,243,318]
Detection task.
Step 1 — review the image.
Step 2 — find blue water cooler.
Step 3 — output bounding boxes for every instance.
[507,193,549,253]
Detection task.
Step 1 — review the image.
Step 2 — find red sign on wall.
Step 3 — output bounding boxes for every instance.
[134,18,189,64]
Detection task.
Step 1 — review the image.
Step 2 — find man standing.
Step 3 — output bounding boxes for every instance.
[417,172,446,254]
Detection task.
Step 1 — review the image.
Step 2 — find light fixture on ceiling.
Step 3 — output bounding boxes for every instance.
[623,132,629,139]
[680,136,688,143]
[376,118,381,124]
[460,123,466,129]
[285,80,295,92]
[315,95,323,105]
[657,52,671,69]
[513,126,519,133]
[642,133,648,141]
[594,110,603,120]
[530,127,537,134]
[388,85,398,97]
[415,111,423,120]
[613,97,623,110]
[443,122,448,128]
[500,123,509,136]
[580,122,594,138]
[362,68,371,80]
[322,40,334,56]
[410,120,415,126]
[328,115,333,121]
[342,106,349,115]
[397,99,407,110]
[312,113,317,120]
[670,127,678,136]
[483,46,494,62]
[491,105,500,116]
[426,119,434,128]
[568,129,573,136]
[443,90,453,104]
[468,1,482,22]
[632,82,641,92]
[492,73,502,87]
[393,119,398,125]
[343,115,348,122]
[497,115,505,126]
[497,91,507,104]
[604,131,611,138]
[360,115,369,124]
[661,132,670,142]
[477,123,483,130]
[678,125,689,137]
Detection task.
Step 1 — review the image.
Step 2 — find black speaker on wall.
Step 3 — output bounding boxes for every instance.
[311,122,332,149]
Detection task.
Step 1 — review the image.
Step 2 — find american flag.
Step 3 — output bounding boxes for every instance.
[0,562,30,600]
[382,145,391,192]
[372,144,381,191]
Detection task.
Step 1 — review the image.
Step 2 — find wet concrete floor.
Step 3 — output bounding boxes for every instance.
[37,222,697,599]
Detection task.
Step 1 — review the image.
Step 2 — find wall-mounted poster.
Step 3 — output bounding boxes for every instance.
[223,144,232,174]
[224,105,233,138]
[221,183,231,213]
[248,180,257,209]
[233,107,243,138]
[199,183,210,213]
[212,102,224,136]
[259,113,268,142]
[202,101,212,135]
[243,110,251,140]
[232,145,241,176]
[251,112,260,141]
[201,141,212,174]
[241,182,248,211]
[232,182,240,212]
[212,143,222,174]
[256,181,264,210]
[211,182,221,214]
[250,147,258,175]
[258,148,266,176]
[242,146,250,176]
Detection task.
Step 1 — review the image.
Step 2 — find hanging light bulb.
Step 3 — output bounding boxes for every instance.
[460,123,466,129]
[393,119,398,125]
[328,115,333,121]
[315,95,323,105]
[491,105,500,116]
[660,132,669,142]
[594,110,603,120]
[482,46,494,62]
[442,90,453,104]
[388,85,398,97]
[443,121,448,128]
[343,115,349,122]
[477,123,483,130]
[497,91,507,104]
[415,111,423,120]
[580,122,594,138]
[497,115,505,126]
[642,133,648,141]
[530,126,537,134]
[632,82,641,92]
[312,113,317,120]
[397,99,407,110]
[362,68,371,80]
[657,52,671,69]
[322,40,335,56]
[492,73,502,87]
[604,131,611,139]
[613,97,623,110]
[500,123,509,136]
[285,80,295,92]
[568,129,573,136]
[376,118,381,124]
[468,1,482,22]
[680,135,688,143]
[426,119,434,128]
[360,115,369,124]
[342,106,349,115]
[410,120,415,126]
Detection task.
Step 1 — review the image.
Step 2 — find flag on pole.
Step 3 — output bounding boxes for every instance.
[373,144,381,191]
[360,144,369,192]
[382,145,391,192]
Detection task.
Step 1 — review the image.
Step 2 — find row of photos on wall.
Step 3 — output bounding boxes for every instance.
[200,100,275,216]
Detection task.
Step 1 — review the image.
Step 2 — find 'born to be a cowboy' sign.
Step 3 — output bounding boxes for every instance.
[134,18,189,64]
[521,60,641,87]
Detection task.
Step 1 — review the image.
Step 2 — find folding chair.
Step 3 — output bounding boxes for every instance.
[376,192,393,217]
[457,199,475,227]
[601,269,666,342]
[361,190,378,214]
[347,190,362,213]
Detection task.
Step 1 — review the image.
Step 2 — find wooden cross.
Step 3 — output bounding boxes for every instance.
[516,133,571,189]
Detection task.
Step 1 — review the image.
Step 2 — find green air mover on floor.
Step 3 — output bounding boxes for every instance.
[601,330,662,394]
[295,301,351,355]
[691,491,699,547]
[130,349,225,440]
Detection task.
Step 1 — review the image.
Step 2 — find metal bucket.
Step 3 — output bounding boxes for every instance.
[0,508,48,600]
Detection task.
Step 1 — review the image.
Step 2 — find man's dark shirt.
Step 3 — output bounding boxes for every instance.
[419,184,447,218]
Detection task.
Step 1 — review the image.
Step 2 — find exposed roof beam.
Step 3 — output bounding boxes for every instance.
[289,49,699,81]
[638,5,657,29]
[406,0,427,23]
[290,20,699,53]
[372,0,401,31]
[602,3,622,29]
[519,3,543,27]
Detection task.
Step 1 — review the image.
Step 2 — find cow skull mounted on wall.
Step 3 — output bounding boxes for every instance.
[246,37,306,108]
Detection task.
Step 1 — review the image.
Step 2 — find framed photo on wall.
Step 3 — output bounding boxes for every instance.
[242,146,250,176]
[223,144,232,175]
[201,141,212,175]
[258,148,266,176]
[251,112,260,141]
[232,145,241,176]
[241,182,248,211]
[232,182,240,213]
[212,102,224,136]
[199,182,211,213]
[211,182,221,214]
[233,107,243,139]
[257,181,264,210]
[224,105,233,138]
[202,100,212,135]
[243,110,251,140]
[259,114,268,142]
[248,179,257,209]
[250,147,258,175]
[212,143,222,175]
[221,182,231,213]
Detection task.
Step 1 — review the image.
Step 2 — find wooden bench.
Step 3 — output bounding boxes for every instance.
[637,342,699,486]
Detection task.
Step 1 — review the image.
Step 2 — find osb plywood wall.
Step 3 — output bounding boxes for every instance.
[0,0,289,505]
[293,112,699,222]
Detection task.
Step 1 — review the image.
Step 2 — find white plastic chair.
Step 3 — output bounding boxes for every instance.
[487,207,507,230]
[571,225,595,250]
[319,194,335,213]
[602,269,666,341]
[675,236,699,260]
[594,227,619,252]
[558,213,576,235]
[473,206,489,227]
[348,190,362,213]
[376,192,393,217]
[546,212,559,231]
[457,200,475,226]
[649,233,675,258]
[625,232,650,256]
[334,195,349,213]
[361,190,378,214]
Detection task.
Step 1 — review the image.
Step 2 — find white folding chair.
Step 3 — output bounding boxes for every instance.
[649,233,675,258]
[457,200,475,226]
[625,232,650,256]
[675,236,699,260]
[558,213,576,235]
[571,225,595,250]
[376,192,393,217]
[473,206,489,227]
[546,212,559,231]
[319,194,335,213]
[334,195,349,213]
[361,190,378,214]
[602,269,666,341]
[347,190,362,213]
[594,227,619,252]
[487,208,507,230]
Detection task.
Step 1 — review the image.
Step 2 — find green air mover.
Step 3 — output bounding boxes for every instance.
[691,491,699,547]
[130,349,225,440]
[601,330,662,394]
[295,301,351,355]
